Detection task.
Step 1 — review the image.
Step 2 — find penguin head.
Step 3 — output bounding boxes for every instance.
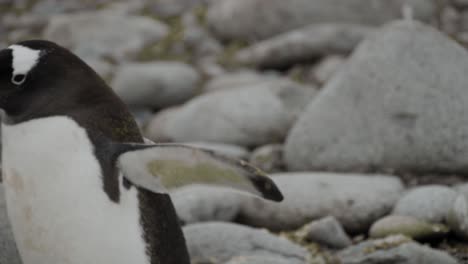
[0,40,107,119]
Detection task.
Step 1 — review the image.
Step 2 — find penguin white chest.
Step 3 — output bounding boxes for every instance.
[2,116,149,264]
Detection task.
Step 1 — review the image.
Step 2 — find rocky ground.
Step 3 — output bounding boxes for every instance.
[2,0,468,263]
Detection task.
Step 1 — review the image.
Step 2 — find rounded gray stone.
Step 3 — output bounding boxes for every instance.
[44,11,168,61]
[392,185,457,223]
[447,195,468,240]
[184,222,309,264]
[207,0,439,42]
[145,80,316,147]
[298,216,352,249]
[285,21,468,173]
[112,62,200,109]
[235,23,374,69]
[239,173,404,233]
[249,144,285,173]
[369,215,450,241]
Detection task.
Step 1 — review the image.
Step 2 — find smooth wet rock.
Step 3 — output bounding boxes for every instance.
[112,62,200,109]
[44,11,168,61]
[184,222,309,264]
[285,21,468,173]
[239,173,404,233]
[249,144,285,173]
[369,215,450,241]
[145,0,212,18]
[183,142,249,159]
[447,195,468,240]
[235,23,373,68]
[338,235,458,264]
[0,184,21,264]
[313,55,347,84]
[298,216,352,249]
[207,0,439,41]
[393,185,457,223]
[203,71,281,93]
[145,80,316,147]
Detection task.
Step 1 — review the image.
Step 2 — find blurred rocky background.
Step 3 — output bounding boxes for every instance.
[2,0,468,263]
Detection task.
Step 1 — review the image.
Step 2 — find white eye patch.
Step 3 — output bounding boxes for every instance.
[8,44,42,85]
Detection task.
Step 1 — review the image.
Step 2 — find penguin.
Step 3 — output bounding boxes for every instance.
[0,40,283,264]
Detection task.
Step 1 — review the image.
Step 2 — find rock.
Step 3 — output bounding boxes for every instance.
[338,235,458,264]
[285,21,468,173]
[112,62,200,109]
[207,0,439,41]
[184,222,309,264]
[225,255,302,264]
[447,195,468,240]
[313,55,346,84]
[145,0,211,18]
[181,12,223,59]
[249,144,285,173]
[454,183,468,199]
[183,142,249,159]
[297,216,352,249]
[82,57,114,80]
[203,71,281,93]
[393,185,457,223]
[145,80,316,147]
[235,23,373,68]
[0,184,21,264]
[239,173,404,233]
[369,215,450,241]
[172,186,246,225]
[44,11,168,61]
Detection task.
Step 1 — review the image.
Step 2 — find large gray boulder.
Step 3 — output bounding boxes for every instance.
[239,173,404,233]
[184,222,309,264]
[0,184,21,264]
[145,80,316,147]
[112,62,200,109]
[285,21,468,173]
[207,0,440,41]
[44,11,168,61]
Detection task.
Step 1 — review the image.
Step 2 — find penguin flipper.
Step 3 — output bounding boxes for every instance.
[116,143,283,202]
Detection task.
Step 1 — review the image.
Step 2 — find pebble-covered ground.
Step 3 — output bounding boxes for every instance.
[2,0,468,263]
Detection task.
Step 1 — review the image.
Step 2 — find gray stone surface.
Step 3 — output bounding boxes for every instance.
[145,80,316,147]
[184,222,308,264]
[183,142,249,159]
[112,62,200,109]
[285,21,468,173]
[298,216,352,249]
[235,23,373,68]
[369,215,450,241]
[44,11,168,61]
[338,235,458,264]
[313,55,347,84]
[393,185,458,223]
[249,144,285,173]
[203,71,281,94]
[0,184,21,264]
[146,0,212,18]
[447,195,468,240]
[239,173,404,233]
[207,0,439,41]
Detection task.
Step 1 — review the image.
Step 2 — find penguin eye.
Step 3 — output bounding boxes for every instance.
[11,74,26,85]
